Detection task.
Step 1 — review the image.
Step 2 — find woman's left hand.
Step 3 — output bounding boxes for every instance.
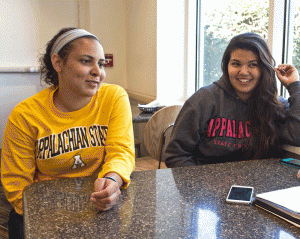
[90,172,123,211]
[275,64,299,88]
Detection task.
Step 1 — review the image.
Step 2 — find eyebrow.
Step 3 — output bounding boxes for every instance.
[230,59,258,63]
[81,55,105,61]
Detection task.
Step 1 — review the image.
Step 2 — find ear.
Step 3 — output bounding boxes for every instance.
[51,54,63,73]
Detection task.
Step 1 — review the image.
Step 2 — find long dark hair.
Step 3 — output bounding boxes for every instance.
[221,32,285,159]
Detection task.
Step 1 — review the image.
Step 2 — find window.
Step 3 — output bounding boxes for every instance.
[283,0,300,69]
[282,0,300,97]
[291,1,300,69]
[196,0,300,96]
[196,0,269,89]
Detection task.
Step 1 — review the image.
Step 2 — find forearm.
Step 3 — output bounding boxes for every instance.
[165,155,197,168]
[164,101,201,168]
[99,92,135,187]
[165,136,199,168]
[280,81,300,145]
[1,119,36,215]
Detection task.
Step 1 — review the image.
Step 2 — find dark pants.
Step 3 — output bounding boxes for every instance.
[8,209,24,239]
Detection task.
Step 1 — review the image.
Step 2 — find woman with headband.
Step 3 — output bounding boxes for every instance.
[1,27,135,238]
[165,32,300,168]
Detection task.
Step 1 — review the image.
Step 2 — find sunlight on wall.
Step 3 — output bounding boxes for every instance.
[156,0,197,106]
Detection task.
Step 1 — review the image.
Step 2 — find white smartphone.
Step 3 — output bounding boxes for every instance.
[226,185,254,205]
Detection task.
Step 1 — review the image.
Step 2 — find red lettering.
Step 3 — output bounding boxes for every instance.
[212,118,221,137]
[238,121,244,138]
[232,120,236,138]
[226,119,232,137]
[207,119,215,137]
[219,118,227,136]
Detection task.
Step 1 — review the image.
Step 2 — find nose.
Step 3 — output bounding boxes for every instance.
[91,63,104,78]
[239,65,249,75]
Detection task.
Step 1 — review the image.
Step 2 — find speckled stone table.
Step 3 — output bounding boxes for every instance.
[23,159,300,239]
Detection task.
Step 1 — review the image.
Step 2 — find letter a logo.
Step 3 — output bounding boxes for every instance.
[72,155,86,169]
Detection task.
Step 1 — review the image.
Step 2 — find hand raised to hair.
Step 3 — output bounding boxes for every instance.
[90,173,123,211]
[275,64,299,88]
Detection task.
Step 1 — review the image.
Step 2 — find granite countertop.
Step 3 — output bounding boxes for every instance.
[23,159,300,238]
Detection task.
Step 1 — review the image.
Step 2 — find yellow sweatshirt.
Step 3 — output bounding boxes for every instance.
[1,83,135,215]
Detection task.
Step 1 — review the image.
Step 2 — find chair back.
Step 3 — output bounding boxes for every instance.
[143,105,182,167]
[158,123,175,168]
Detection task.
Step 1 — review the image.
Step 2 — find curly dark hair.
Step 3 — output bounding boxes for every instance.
[221,32,286,159]
[39,27,98,86]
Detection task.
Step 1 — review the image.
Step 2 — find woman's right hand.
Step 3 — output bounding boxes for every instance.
[90,173,123,211]
[275,64,299,88]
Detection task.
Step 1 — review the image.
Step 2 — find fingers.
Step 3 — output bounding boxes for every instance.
[91,188,121,211]
[297,170,300,179]
[90,178,121,211]
[92,178,119,198]
[275,64,299,87]
[275,65,290,77]
[92,189,121,211]
[276,64,291,72]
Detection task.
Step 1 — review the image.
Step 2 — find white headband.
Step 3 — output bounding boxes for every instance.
[50,29,99,57]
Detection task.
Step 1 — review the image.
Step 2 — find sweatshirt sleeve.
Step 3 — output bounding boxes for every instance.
[97,87,135,188]
[279,81,300,146]
[1,111,37,215]
[165,100,203,168]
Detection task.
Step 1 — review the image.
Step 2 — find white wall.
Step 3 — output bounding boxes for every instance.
[0,73,43,146]
[124,0,196,104]
[88,0,157,102]
[0,0,78,68]
[1,0,192,146]
[89,0,127,89]
[125,0,157,102]
[0,0,78,147]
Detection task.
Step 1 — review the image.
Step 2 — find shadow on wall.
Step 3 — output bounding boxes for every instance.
[0,85,38,146]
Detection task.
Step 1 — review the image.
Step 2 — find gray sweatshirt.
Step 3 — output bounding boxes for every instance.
[165,77,300,168]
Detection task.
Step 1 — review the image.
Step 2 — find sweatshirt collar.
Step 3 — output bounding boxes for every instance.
[213,76,250,104]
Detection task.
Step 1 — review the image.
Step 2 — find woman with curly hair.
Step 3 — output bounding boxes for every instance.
[1,27,135,238]
[165,32,300,167]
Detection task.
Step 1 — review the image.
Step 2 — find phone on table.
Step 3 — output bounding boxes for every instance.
[280,158,300,169]
[226,185,254,205]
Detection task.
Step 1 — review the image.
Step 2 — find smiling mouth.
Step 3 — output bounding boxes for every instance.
[86,80,99,84]
[238,78,252,83]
